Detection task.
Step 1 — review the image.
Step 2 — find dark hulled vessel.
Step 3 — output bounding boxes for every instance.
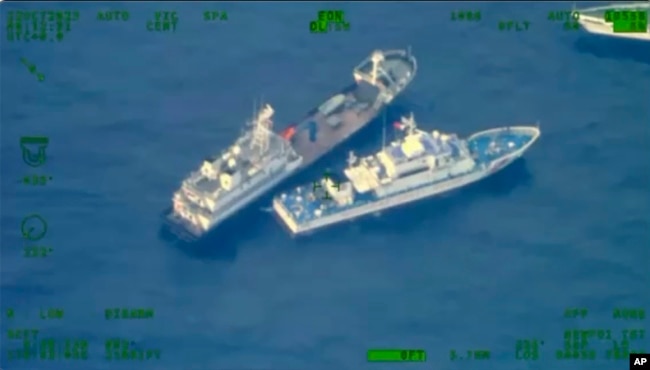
[280,48,417,168]
[164,49,417,241]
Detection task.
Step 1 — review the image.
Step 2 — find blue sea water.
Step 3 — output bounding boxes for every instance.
[1,2,649,370]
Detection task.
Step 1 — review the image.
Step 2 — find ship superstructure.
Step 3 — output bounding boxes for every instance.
[273,114,540,236]
[280,48,417,169]
[167,104,303,239]
[576,2,649,41]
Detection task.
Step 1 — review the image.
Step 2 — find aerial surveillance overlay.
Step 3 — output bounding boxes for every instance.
[1,1,649,370]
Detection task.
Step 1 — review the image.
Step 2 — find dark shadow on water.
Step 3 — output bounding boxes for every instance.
[296,158,533,243]
[158,197,273,262]
[574,35,650,65]
[476,157,532,195]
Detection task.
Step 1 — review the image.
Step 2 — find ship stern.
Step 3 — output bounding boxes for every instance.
[162,209,206,242]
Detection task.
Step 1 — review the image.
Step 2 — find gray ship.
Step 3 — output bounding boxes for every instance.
[166,104,303,240]
[279,48,417,169]
[165,49,416,240]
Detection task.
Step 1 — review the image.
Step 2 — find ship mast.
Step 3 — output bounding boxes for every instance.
[251,104,274,154]
[370,50,385,85]
[401,113,417,135]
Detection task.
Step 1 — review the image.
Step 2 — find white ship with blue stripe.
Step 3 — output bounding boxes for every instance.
[273,114,540,236]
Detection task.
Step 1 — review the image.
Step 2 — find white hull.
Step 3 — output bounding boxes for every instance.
[275,151,524,236]
[579,17,650,41]
[577,4,650,41]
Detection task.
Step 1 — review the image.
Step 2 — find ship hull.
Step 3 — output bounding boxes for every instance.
[274,126,539,236]
[165,157,302,241]
[290,83,384,170]
[164,49,417,241]
[577,3,650,41]
[578,15,650,41]
[286,49,417,169]
[274,162,494,236]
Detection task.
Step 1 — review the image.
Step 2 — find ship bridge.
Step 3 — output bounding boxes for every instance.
[373,129,463,179]
[343,126,467,193]
[353,49,417,104]
[173,103,295,214]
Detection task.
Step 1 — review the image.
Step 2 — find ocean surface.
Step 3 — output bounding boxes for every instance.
[1,2,649,370]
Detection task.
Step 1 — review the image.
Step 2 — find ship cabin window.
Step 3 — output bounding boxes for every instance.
[399,166,428,179]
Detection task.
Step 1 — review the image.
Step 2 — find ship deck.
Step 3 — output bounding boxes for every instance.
[274,177,379,226]
[467,126,540,165]
[289,51,417,169]
[290,82,382,169]
[274,126,540,227]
